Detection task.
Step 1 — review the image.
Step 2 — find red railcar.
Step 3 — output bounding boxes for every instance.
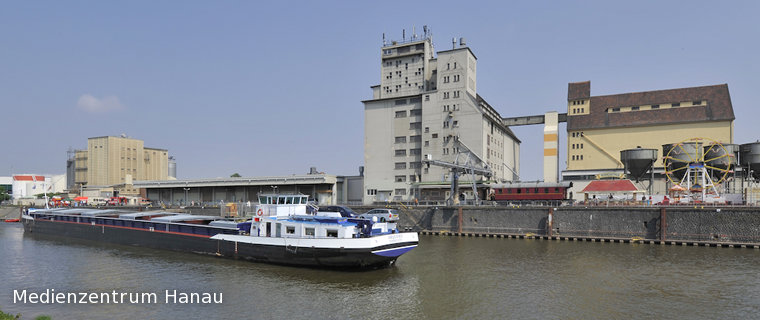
[489,181,573,201]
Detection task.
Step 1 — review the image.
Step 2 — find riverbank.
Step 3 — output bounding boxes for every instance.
[391,205,760,246]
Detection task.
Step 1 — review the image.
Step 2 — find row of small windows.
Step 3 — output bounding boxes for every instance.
[394,162,423,170]
[498,188,561,194]
[395,109,423,118]
[395,175,419,183]
[571,108,585,114]
[571,132,584,137]
[607,100,704,113]
[442,91,461,99]
[571,143,584,149]
[442,120,459,128]
[442,147,460,155]
[395,149,422,157]
[447,62,457,70]
[442,104,459,112]
[571,100,586,105]
[442,75,460,83]
[394,135,422,143]
[571,155,584,161]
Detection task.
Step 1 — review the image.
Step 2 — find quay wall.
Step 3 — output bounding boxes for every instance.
[390,206,760,244]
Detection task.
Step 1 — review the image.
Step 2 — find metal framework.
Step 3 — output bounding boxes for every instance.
[423,140,493,206]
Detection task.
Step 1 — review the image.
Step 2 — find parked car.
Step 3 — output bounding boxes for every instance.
[359,208,400,222]
[320,205,359,218]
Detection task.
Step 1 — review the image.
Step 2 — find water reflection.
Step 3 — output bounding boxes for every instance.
[2,224,760,319]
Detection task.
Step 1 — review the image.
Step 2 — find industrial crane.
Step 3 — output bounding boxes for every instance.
[423,139,493,206]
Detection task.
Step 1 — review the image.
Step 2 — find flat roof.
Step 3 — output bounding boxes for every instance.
[133,173,337,189]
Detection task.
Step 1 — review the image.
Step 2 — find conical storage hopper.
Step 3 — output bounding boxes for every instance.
[740,142,760,181]
[620,148,657,182]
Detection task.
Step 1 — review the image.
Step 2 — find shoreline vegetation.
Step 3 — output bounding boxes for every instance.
[0,309,51,320]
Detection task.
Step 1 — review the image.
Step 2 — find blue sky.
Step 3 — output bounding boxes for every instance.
[1,1,758,180]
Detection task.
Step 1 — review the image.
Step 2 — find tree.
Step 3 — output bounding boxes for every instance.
[230,173,241,178]
[0,186,9,202]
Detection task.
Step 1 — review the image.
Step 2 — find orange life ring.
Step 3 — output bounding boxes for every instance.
[256,209,263,216]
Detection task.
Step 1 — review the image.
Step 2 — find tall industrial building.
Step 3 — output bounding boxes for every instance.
[363,30,520,204]
[71,136,170,196]
[563,81,735,196]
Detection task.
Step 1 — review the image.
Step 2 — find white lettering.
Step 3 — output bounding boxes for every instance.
[165,289,177,304]
[13,290,26,303]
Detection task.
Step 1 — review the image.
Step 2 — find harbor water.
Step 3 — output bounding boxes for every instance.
[2,223,759,319]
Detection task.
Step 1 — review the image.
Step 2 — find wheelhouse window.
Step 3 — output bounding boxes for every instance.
[326,229,338,238]
[286,226,295,234]
[305,227,315,236]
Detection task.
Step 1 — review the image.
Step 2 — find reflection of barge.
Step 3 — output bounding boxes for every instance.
[22,194,418,269]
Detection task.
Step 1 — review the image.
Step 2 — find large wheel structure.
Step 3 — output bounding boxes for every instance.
[662,138,733,202]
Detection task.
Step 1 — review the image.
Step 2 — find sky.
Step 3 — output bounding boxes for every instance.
[1,1,758,180]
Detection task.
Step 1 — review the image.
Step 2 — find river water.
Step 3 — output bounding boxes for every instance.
[1,223,759,319]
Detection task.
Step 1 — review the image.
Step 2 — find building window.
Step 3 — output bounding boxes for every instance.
[432,133,438,138]
[410,109,422,116]
[611,108,620,112]
[651,104,660,109]
[395,149,407,157]
[443,92,450,99]
[693,100,702,105]
[409,175,417,182]
[453,75,460,82]
[424,127,429,133]
[395,99,407,105]
[424,141,429,147]
[425,95,430,101]
[395,162,407,170]
[410,148,422,155]
[395,175,406,182]
[367,189,377,195]
[631,106,639,111]
[672,102,680,107]
[410,122,422,130]
[395,111,407,118]
[394,189,407,196]
[409,162,422,169]
[410,135,421,142]
[395,136,407,144]
[452,121,458,127]
[453,91,460,98]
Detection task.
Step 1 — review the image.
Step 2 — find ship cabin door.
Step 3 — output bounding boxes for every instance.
[266,222,272,237]
[275,223,281,237]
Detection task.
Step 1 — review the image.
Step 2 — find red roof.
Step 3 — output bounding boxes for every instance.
[582,180,639,193]
[13,175,45,181]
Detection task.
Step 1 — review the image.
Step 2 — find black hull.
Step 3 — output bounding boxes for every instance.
[22,217,408,269]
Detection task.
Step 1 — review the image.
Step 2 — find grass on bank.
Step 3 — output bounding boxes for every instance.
[0,309,51,320]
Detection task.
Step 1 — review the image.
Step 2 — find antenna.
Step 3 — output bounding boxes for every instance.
[423,25,428,38]
[383,32,386,46]
[452,37,456,49]
[403,29,405,41]
[413,25,416,40]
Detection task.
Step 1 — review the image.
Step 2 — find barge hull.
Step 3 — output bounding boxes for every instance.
[22,216,411,269]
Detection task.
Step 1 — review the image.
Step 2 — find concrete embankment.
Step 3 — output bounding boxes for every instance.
[391,205,760,247]
[0,206,22,219]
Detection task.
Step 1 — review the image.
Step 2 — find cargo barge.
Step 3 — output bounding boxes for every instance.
[22,194,418,269]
